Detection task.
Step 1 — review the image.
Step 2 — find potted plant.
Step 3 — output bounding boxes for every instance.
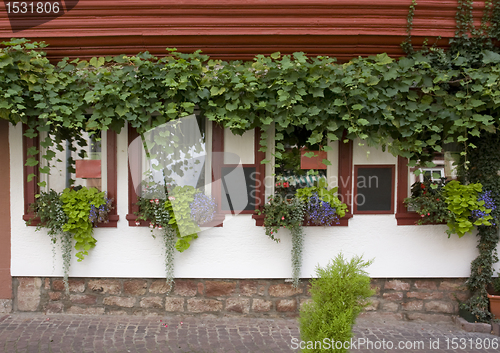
[488,274,500,320]
[29,186,113,293]
[135,184,216,285]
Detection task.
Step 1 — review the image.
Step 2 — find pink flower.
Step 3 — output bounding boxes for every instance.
[155,199,159,205]
[427,213,430,216]
[150,199,154,203]
[281,216,285,220]
[149,223,154,228]
[135,221,140,226]
[168,196,176,201]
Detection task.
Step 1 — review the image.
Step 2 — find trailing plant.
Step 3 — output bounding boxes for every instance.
[404,179,451,225]
[299,253,374,353]
[136,185,215,284]
[443,181,492,237]
[30,187,112,293]
[59,186,109,261]
[258,196,305,287]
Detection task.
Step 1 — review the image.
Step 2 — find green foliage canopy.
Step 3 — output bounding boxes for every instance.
[2,38,500,175]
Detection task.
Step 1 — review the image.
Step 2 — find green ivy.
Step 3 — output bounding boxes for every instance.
[59,187,106,261]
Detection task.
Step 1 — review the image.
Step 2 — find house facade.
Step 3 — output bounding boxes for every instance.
[0,0,498,320]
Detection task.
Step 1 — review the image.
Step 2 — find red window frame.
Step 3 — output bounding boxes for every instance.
[253,138,353,227]
[127,122,258,227]
[23,125,119,227]
[353,164,395,215]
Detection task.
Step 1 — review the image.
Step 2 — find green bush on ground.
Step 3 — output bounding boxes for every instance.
[299,253,374,353]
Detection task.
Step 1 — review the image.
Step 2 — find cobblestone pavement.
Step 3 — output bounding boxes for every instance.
[0,313,498,353]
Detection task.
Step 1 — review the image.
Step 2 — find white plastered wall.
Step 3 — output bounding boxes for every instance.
[10,124,500,279]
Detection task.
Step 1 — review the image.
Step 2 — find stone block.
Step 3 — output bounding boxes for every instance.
[407,292,443,300]
[252,299,273,312]
[187,298,222,312]
[140,297,163,309]
[44,278,50,290]
[406,312,453,323]
[364,299,380,311]
[103,296,136,308]
[401,300,424,311]
[67,306,105,315]
[0,299,12,314]
[383,292,403,301]
[269,284,303,297]
[89,280,121,295]
[123,280,147,296]
[52,279,85,293]
[439,279,466,291]
[165,298,184,312]
[149,280,172,294]
[276,299,297,312]
[70,294,97,305]
[474,323,492,333]
[226,298,250,314]
[384,280,410,291]
[106,310,128,316]
[239,280,258,296]
[370,280,382,296]
[173,280,198,297]
[48,292,62,301]
[44,302,64,314]
[17,278,42,312]
[381,302,399,312]
[491,321,500,336]
[449,292,469,302]
[425,301,455,314]
[414,280,438,290]
[205,281,236,297]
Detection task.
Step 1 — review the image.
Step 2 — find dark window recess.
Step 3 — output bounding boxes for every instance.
[220,166,257,212]
[354,165,395,214]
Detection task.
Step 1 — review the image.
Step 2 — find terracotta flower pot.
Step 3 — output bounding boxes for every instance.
[487,293,500,320]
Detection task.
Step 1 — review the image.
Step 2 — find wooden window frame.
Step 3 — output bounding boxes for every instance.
[253,137,353,227]
[126,121,233,227]
[353,164,395,215]
[23,125,119,227]
[212,124,266,215]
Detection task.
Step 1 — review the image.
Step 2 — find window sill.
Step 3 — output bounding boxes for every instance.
[395,212,446,226]
[23,214,119,228]
[252,213,352,227]
[125,214,224,228]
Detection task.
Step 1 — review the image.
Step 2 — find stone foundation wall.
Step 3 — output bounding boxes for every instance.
[11,277,469,321]
[0,299,12,314]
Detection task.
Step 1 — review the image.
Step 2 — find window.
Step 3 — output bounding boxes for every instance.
[23,126,119,227]
[396,152,459,225]
[127,117,265,226]
[252,129,353,227]
[353,165,395,214]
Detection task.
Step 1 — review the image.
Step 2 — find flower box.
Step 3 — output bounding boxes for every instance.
[75,160,101,179]
[300,149,327,170]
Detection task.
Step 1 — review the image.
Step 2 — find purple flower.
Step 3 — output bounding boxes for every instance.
[190,193,217,226]
[305,193,339,226]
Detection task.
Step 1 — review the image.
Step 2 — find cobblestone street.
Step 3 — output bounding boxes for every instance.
[0,313,499,353]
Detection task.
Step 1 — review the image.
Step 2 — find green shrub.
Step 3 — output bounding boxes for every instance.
[299,253,374,353]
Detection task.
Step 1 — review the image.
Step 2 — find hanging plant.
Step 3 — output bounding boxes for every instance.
[29,186,113,293]
[136,185,216,285]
